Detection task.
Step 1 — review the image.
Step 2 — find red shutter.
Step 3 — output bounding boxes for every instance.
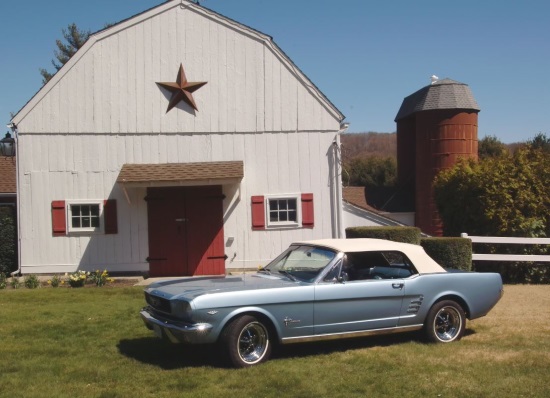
[52,200,66,236]
[301,193,314,228]
[251,196,265,230]
[104,199,118,234]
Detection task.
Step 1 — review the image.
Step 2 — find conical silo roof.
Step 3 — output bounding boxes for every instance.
[394,78,480,121]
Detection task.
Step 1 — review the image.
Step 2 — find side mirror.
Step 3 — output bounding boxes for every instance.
[337,272,349,283]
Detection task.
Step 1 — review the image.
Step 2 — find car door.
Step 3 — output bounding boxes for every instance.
[314,278,405,335]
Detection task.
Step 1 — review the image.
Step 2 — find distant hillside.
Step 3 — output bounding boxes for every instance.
[341,132,521,160]
[340,132,396,159]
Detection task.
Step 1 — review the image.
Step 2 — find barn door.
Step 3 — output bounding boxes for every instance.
[186,186,226,275]
[146,186,225,277]
[146,187,188,277]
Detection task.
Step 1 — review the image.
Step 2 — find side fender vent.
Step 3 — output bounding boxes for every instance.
[407,295,424,314]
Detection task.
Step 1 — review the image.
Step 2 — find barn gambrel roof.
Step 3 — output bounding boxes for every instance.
[12,0,344,125]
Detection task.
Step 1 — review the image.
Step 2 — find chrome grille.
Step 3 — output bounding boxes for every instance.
[145,292,171,314]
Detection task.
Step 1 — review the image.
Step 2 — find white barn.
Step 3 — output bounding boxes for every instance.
[10,0,346,276]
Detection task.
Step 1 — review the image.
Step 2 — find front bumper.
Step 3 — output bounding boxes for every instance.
[140,307,214,344]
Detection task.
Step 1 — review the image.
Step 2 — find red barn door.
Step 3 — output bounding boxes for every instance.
[146,186,225,277]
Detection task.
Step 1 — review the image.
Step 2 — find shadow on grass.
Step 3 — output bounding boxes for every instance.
[273,332,419,361]
[117,338,223,369]
[274,328,477,361]
[119,328,477,369]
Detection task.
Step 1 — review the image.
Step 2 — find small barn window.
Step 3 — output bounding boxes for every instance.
[268,197,298,225]
[68,201,103,233]
[71,204,101,229]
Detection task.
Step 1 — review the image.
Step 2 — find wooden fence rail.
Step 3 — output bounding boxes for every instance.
[460,233,550,262]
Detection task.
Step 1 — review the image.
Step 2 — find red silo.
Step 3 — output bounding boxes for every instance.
[395,78,479,236]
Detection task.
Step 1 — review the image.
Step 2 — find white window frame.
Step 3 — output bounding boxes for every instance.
[265,194,301,228]
[66,200,104,234]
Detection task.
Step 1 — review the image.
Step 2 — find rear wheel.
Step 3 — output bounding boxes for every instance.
[221,315,272,367]
[424,300,465,343]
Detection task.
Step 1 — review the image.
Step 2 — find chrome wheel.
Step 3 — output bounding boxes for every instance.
[238,321,269,364]
[433,306,462,341]
[221,315,272,367]
[424,300,465,343]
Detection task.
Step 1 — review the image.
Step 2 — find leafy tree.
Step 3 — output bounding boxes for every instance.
[478,135,508,159]
[434,145,550,238]
[527,132,550,152]
[40,23,91,84]
[343,156,397,188]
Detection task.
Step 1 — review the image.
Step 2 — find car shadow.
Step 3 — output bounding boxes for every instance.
[119,329,476,369]
[272,332,420,361]
[117,338,224,369]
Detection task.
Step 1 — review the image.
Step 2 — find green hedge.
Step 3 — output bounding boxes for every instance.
[474,261,550,284]
[345,226,421,245]
[421,237,472,271]
[0,206,17,275]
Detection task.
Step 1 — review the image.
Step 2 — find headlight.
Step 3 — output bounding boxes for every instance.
[171,300,192,319]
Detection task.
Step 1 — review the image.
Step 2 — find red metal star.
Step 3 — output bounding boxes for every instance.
[156,64,207,113]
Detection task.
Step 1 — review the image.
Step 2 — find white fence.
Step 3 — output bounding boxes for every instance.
[461,233,550,262]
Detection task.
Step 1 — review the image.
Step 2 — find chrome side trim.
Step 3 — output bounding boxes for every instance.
[281,324,423,344]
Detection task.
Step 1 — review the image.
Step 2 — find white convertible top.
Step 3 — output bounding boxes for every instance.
[293,239,446,274]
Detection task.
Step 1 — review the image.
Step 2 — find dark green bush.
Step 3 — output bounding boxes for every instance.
[24,274,40,289]
[471,242,549,283]
[346,226,421,245]
[421,237,472,271]
[0,206,17,275]
[474,261,550,284]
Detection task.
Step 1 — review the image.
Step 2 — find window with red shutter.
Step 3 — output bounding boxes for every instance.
[254,193,315,229]
[54,199,118,235]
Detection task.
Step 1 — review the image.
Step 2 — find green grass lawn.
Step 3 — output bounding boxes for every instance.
[1,285,549,398]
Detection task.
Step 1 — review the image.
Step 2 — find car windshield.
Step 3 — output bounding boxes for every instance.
[263,245,337,283]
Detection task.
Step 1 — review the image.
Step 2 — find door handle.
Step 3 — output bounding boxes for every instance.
[207,254,229,260]
[175,218,187,222]
[392,283,404,289]
[146,257,167,262]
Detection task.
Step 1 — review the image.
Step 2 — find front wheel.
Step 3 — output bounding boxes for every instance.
[424,300,466,343]
[220,315,272,367]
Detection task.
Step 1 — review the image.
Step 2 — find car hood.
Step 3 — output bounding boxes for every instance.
[145,273,301,301]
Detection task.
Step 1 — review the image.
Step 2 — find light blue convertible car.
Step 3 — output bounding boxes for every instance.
[140,239,503,367]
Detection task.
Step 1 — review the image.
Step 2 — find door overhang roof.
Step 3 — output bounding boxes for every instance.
[117,161,243,188]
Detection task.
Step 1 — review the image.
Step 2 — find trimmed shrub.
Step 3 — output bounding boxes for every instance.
[346,226,421,245]
[421,237,472,271]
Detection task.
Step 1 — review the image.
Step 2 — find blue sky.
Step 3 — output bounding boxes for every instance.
[1,0,548,143]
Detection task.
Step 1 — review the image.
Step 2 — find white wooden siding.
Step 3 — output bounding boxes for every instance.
[18,132,338,272]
